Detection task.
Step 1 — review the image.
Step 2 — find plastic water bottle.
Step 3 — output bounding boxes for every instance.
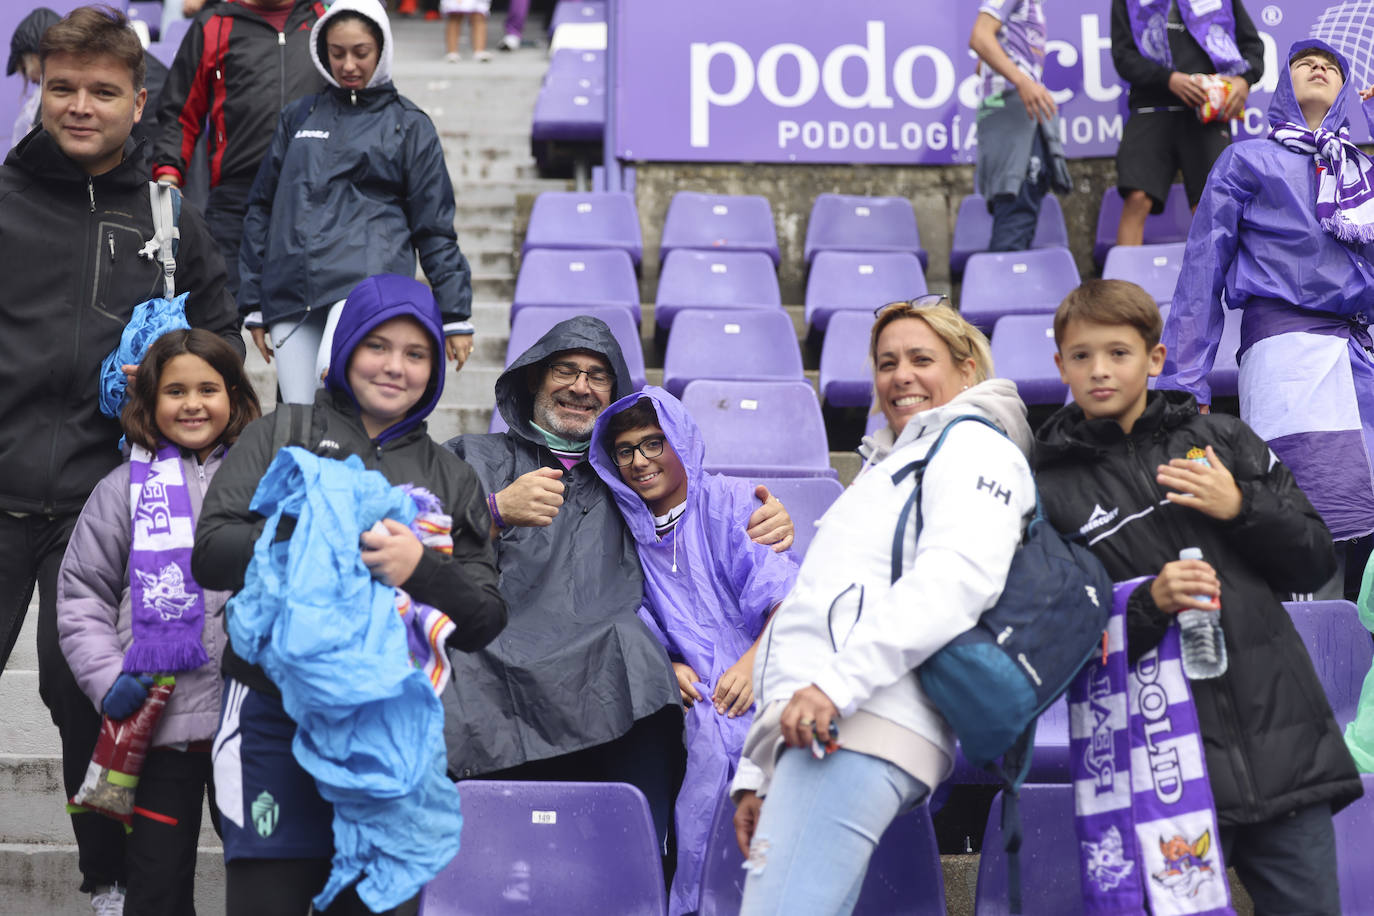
[1176,547,1227,680]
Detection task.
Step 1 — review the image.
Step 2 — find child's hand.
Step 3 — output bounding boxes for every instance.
[1156,446,1242,521]
[360,519,424,587]
[1149,559,1221,614]
[746,485,794,553]
[734,790,762,857]
[713,653,755,717]
[102,673,153,720]
[673,662,703,707]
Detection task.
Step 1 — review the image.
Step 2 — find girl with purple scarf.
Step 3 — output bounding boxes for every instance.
[57,329,263,914]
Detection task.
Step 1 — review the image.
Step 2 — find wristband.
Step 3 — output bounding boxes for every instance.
[487,493,507,530]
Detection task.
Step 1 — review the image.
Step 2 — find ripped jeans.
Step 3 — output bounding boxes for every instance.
[739,747,930,915]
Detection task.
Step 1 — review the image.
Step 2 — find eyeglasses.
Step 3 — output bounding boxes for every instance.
[873,293,949,317]
[611,435,666,467]
[546,361,615,391]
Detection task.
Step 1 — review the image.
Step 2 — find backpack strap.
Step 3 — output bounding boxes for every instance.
[270,403,310,455]
[142,180,181,299]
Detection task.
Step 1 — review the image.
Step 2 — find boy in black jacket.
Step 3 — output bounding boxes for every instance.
[1033,279,1360,914]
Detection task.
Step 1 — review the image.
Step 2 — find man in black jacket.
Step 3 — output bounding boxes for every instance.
[1111,0,1264,245]
[0,7,241,909]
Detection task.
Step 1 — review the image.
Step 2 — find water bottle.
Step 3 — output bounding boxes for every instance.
[1176,547,1227,679]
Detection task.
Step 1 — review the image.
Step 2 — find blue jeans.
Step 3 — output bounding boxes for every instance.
[739,748,929,916]
[989,127,1050,252]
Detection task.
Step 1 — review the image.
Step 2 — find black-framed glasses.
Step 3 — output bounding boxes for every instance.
[611,435,667,467]
[547,361,615,391]
[873,293,949,317]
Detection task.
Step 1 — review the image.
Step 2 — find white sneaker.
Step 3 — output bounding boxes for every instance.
[444,51,461,63]
[90,885,125,916]
[499,33,520,51]
[475,50,493,62]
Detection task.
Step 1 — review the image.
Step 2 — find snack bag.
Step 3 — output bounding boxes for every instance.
[69,676,175,825]
[1194,73,1233,123]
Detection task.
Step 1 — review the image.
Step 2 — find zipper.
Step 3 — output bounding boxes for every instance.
[87,177,95,212]
[351,90,357,106]
[106,230,115,263]
[278,31,287,111]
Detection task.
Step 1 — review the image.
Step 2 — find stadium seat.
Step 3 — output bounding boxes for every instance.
[989,313,1067,406]
[1093,185,1193,268]
[522,191,642,265]
[804,193,928,270]
[127,1,161,39]
[512,248,640,326]
[865,410,887,437]
[660,191,780,266]
[419,780,666,915]
[818,310,875,408]
[661,309,803,398]
[1283,600,1373,729]
[145,40,178,68]
[959,248,1081,333]
[949,193,1070,276]
[654,250,782,335]
[1102,242,1186,306]
[733,476,844,559]
[974,784,1084,915]
[1334,774,1374,914]
[531,50,605,145]
[550,0,607,30]
[804,251,926,334]
[680,380,836,479]
[698,790,945,916]
[507,306,646,392]
[160,16,191,53]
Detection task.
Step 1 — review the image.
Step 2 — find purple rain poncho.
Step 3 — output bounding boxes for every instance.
[589,386,798,916]
[1158,39,1374,541]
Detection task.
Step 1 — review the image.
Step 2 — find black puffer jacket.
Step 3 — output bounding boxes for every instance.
[441,316,680,778]
[1034,391,1361,825]
[0,131,241,515]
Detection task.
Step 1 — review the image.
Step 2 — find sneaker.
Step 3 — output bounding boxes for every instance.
[423,10,440,20]
[499,33,520,51]
[90,885,125,915]
[444,51,461,63]
[474,50,492,62]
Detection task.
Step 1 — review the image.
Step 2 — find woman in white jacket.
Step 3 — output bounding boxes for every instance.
[731,301,1036,915]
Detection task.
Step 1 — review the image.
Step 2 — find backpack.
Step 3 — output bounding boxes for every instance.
[889,413,1112,913]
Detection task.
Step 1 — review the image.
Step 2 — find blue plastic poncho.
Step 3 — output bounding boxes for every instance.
[227,446,462,912]
[98,292,190,418]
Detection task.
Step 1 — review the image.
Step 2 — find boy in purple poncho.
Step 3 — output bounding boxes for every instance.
[589,387,798,916]
[1159,39,1374,599]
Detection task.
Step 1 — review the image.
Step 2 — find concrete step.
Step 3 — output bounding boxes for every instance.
[447,159,542,182]
[7,593,38,673]
[0,672,55,756]
[453,180,574,202]
[0,844,224,915]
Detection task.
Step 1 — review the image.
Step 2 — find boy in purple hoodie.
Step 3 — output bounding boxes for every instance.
[590,387,798,916]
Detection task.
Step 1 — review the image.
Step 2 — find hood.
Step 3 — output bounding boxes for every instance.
[1268,39,1353,134]
[7,7,58,77]
[323,273,445,443]
[891,377,1034,459]
[310,0,393,90]
[495,314,634,447]
[588,386,704,545]
[1034,389,1199,467]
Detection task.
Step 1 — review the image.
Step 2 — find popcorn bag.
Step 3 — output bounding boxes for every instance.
[1194,73,1233,123]
[69,676,175,825]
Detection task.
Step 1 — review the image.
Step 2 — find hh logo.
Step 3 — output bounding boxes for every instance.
[252,790,279,838]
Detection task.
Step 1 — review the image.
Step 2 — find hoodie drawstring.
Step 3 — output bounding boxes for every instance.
[672,530,678,574]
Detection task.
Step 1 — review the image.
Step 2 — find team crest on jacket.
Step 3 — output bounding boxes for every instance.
[133,563,199,620]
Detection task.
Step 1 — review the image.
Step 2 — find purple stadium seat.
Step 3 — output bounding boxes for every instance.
[419,780,665,916]
[662,309,802,398]
[160,16,191,53]
[949,696,1070,785]
[818,310,875,408]
[507,306,645,391]
[654,250,782,334]
[1093,185,1193,268]
[698,789,945,916]
[865,410,887,437]
[1102,241,1187,305]
[804,193,928,270]
[1283,600,1372,729]
[532,49,605,144]
[549,0,606,30]
[522,191,642,265]
[989,313,1067,406]
[512,248,640,326]
[949,193,1070,276]
[958,248,1081,334]
[680,380,836,479]
[145,40,178,68]
[731,475,843,559]
[804,251,927,334]
[660,191,781,266]
[974,785,1084,915]
[1334,774,1374,914]
[127,1,161,39]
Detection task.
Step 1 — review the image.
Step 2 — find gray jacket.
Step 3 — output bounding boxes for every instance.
[442,316,679,777]
[57,449,230,746]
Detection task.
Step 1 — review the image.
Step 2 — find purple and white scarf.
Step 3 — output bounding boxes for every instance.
[1270,121,1374,244]
[124,443,209,674]
[1125,0,1246,76]
[395,485,456,695]
[1069,579,1233,916]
